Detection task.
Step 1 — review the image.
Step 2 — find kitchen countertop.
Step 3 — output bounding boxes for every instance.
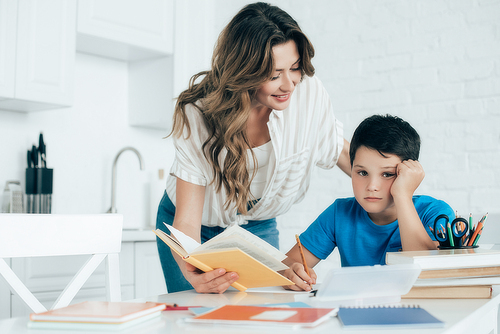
[122,228,157,242]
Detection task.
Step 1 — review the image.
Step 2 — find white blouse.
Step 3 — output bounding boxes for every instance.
[166,75,344,227]
[248,141,273,200]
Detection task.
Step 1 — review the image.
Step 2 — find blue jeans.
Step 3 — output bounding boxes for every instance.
[155,192,279,293]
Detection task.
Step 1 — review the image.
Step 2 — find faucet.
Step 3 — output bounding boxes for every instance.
[107,147,145,213]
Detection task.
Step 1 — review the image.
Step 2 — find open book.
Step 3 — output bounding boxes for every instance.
[154,223,293,291]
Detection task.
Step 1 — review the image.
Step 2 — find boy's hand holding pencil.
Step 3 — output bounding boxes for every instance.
[296,234,315,290]
[280,235,318,291]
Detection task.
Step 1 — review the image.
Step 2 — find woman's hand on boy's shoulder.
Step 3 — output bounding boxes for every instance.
[391,160,425,199]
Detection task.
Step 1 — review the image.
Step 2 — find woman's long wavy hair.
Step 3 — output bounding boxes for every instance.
[170,2,315,214]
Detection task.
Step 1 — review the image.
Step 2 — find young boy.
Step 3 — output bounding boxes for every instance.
[282,114,454,291]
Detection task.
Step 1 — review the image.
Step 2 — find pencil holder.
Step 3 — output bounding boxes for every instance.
[432,213,487,249]
[437,245,478,250]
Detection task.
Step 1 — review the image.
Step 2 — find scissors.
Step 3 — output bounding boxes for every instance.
[433,214,469,248]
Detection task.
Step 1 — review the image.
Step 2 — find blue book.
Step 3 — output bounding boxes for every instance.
[337,305,445,329]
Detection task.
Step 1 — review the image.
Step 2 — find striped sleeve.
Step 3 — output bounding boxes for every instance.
[169,105,209,186]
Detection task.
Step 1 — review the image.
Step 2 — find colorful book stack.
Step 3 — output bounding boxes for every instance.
[28,301,167,330]
[386,248,500,299]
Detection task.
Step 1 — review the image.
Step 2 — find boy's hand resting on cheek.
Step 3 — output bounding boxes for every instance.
[390,160,425,200]
[280,263,317,291]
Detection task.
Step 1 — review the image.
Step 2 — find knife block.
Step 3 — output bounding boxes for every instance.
[26,168,53,213]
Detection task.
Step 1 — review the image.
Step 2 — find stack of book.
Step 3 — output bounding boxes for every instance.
[28,301,167,330]
[386,248,500,299]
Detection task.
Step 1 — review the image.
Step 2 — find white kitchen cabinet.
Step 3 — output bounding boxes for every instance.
[171,0,215,99]
[128,56,174,130]
[127,0,215,131]
[134,241,167,298]
[76,0,215,131]
[0,0,76,112]
[76,0,175,130]
[0,237,166,320]
[0,1,16,99]
[76,0,173,61]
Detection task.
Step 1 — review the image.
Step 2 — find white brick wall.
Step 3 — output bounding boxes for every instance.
[211,0,500,272]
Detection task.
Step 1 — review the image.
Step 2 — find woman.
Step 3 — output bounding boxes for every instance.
[157,2,351,294]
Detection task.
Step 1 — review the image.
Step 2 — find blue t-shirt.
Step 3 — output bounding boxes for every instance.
[300,195,454,266]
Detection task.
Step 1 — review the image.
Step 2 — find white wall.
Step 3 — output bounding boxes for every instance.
[0,1,498,261]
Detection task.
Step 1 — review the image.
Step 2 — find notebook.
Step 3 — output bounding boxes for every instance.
[186,304,337,328]
[337,305,444,329]
[29,301,167,324]
[188,302,312,316]
[27,312,162,331]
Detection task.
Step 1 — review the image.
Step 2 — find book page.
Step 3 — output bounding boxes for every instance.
[194,234,288,271]
[153,229,189,258]
[164,223,201,254]
[162,223,288,271]
[205,224,287,261]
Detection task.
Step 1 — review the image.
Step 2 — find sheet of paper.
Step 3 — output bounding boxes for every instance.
[250,310,297,320]
[164,223,200,254]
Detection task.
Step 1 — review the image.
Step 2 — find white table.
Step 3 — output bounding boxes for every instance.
[1,288,499,334]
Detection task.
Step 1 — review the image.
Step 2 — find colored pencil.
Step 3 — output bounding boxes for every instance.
[295,234,313,289]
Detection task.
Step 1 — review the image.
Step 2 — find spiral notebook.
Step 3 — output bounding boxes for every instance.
[337,305,444,329]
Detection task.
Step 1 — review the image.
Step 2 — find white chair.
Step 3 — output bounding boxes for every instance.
[0,214,123,313]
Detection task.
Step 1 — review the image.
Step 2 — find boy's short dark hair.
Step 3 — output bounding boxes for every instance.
[349,114,421,166]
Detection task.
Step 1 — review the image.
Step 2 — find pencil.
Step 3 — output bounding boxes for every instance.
[295,234,313,289]
[481,212,489,224]
[447,222,454,247]
[468,213,486,246]
[472,225,484,246]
